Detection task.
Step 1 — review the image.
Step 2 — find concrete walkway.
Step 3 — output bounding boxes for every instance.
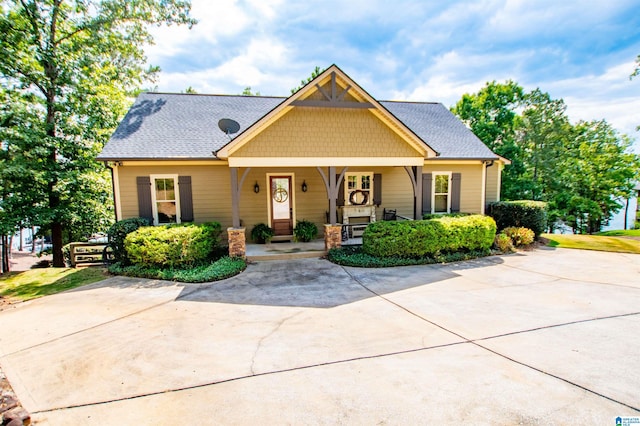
[1,247,639,424]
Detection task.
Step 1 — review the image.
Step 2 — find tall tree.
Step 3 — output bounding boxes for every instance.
[559,121,639,233]
[0,0,195,266]
[291,66,325,94]
[451,80,525,200]
[453,82,639,233]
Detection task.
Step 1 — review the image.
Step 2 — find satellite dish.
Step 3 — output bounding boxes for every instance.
[218,118,240,137]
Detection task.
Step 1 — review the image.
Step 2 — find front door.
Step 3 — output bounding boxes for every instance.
[270,176,293,236]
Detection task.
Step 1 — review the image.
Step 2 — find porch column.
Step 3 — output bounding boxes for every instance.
[328,166,337,224]
[230,167,241,228]
[229,167,251,228]
[317,166,346,225]
[415,165,423,219]
[404,165,423,219]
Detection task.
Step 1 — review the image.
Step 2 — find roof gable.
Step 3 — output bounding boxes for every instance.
[215,64,436,159]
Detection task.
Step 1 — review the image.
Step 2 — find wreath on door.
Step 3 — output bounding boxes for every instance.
[349,190,369,205]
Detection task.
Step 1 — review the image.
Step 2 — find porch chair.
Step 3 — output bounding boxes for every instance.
[383,208,397,221]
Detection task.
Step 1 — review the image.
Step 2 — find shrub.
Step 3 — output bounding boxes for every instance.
[503,227,535,247]
[422,212,471,220]
[294,219,318,242]
[124,222,221,268]
[488,200,547,237]
[106,217,151,264]
[327,246,491,267]
[493,232,514,253]
[251,223,274,244]
[108,256,246,283]
[362,215,496,258]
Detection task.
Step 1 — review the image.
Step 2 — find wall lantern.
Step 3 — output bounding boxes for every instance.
[301,180,308,192]
[254,181,260,193]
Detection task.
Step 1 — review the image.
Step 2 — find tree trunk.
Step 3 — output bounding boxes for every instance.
[19,228,23,251]
[31,227,37,254]
[624,197,630,230]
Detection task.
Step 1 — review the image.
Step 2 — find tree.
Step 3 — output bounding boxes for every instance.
[559,121,639,233]
[241,86,260,96]
[453,82,639,233]
[184,86,198,94]
[451,81,525,200]
[0,1,195,266]
[291,66,325,94]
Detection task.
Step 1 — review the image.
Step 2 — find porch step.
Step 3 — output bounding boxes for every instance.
[271,235,294,242]
[247,251,324,262]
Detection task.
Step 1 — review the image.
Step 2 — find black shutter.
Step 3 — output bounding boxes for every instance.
[451,173,461,213]
[422,173,432,214]
[373,173,382,206]
[336,174,345,207]
[137,176,153,223]
[178,176,194,222]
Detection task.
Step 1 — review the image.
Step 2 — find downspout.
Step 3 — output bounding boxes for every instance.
[104,161,119,222]
[483,160,494,215]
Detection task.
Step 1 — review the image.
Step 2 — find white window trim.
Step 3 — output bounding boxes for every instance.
[344,172,374,206]
[150,174,181,225]
[432,172,452,214]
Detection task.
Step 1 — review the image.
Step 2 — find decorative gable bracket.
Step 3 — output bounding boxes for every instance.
[291,71,374,109]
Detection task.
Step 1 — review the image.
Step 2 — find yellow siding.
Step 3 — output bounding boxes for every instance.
[117,162,489,242]
[233,107,420,158]
[425,164,484,214]
[485,163,501,204]
[117,165,233,228]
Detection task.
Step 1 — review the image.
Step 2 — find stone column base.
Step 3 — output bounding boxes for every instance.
[324,224,342,251]
[227,227,246,259]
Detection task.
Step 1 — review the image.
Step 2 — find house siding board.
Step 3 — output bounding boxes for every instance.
[120,165,233,227]
[232,108,420,158]
[485,164,500,204]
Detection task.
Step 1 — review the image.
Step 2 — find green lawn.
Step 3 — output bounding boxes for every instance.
[596,229,640,237]
[0,267,108,302]
[542,233,640,254]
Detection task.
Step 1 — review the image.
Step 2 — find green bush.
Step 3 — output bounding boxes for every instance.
[488,200,547,237]
[422,212,471,220]
[251,223,274,243]
[108,256,246,283]
[327,245,491,267]
[362,215,496,258]
[493,232,514,253]
[294,219,318,242]
[503,227,535,247]
[124,222,221,268]
[106,217,151,264]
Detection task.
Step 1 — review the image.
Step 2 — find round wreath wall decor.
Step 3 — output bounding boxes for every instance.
[349,190,369,205]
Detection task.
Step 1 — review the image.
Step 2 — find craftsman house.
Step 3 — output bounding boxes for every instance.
[98,65,508,255]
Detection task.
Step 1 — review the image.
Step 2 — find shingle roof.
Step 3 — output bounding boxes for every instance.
[98,92,498,161]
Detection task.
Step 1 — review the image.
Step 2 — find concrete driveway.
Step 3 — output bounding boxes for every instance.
[1,247,639,424]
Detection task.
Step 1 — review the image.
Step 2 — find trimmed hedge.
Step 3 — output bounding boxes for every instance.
[328,245,491,267]
[124,222,222,268]
[488,201,547,237]
[107,217,151,264]
[362,215,496,258]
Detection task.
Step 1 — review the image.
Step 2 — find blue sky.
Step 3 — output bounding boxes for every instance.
[145,0,640,145]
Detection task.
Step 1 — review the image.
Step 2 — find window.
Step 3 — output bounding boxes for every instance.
[433,173,450,213]
[151,175,181,225]
[345,172,373,205]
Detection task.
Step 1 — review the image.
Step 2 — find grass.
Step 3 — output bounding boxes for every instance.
[596,229,640,237]
[0,267,108,302]
[542,233,640,254]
